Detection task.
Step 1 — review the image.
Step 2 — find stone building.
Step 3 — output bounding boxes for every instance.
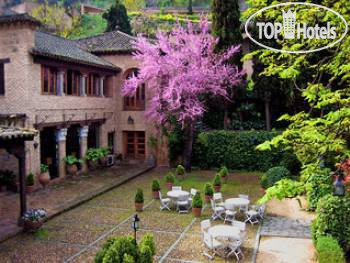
[0,13,166,185]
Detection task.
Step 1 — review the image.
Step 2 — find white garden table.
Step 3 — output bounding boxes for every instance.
[224,198,250,210]
[207,225,241,258]
[167,190,190,208]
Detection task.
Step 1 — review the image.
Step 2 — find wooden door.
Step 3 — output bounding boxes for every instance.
[123,131,145,159]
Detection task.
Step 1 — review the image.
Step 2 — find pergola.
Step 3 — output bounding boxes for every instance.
[0,126,37,224]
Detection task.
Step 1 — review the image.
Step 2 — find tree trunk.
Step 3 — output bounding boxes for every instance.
[182,120,194,172]
[188,0,193,14]
[265,100,271,131]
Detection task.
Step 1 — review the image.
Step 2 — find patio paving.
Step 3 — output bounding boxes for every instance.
[0,169,263,262]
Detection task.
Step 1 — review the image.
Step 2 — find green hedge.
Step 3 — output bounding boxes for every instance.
[316,236,345,263]
[193,130,300,172]
[314,195,350,252]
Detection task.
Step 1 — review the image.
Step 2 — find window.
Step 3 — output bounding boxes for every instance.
[41,66,58,95]
[123,131,145,159]
[0,63,4,96]
[66,70,81,96]
[87,74,101,96]
[123,69,145,110]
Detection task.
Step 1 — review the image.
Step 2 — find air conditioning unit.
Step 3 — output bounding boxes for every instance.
[106,154,115,166]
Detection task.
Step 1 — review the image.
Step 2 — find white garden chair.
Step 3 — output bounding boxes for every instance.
[176,195,190,214]
[201,219,211,232]
[210,199,225,220]
[202,230,224,260]
[213,192,225,207]
[244,210,259,225]
[238,194,249,212]
[227,239,244,261]
[159,191,171,211]
[258,204,266,219]
[188,188,197,204]
[224,210,237,224]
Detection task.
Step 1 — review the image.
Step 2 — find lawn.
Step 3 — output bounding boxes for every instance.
[0,168,263,263]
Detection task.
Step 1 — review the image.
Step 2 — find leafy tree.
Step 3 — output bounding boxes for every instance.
[246,0,350,207]
[124,0,145,11]
[103,0,132,34]
[211,0,243,129]
[123,18,244,171]
[31,0,82,38]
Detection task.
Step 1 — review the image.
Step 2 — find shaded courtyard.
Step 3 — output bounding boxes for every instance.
[0,168,263,262]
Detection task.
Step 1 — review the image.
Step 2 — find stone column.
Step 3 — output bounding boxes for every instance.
[100,77,105,97]
[79,126,89,173]
[56,128,67,178]
[80,75,87,96]
[58,71,65,96]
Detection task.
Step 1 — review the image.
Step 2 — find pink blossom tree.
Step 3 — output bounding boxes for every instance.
[123,18,245,171]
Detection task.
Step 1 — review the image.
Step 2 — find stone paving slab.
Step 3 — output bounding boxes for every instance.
[260,216,311,239]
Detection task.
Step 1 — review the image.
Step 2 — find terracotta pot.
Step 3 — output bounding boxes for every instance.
[26,185,35,194]
[23,220,44,232]
[152,191,160,199]
[88,160,98,170]
[166,182,173,190]
[135,202,144,212]
[38,172,50,188]
[192,207,202,217]
[66,164,78,176]
[205,195,212,203]
[214,185,221,192]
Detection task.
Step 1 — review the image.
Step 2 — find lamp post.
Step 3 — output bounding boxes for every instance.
[333,170,345,197]
[132,214,140,242]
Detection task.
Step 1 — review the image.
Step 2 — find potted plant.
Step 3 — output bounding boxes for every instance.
[219,166,229,183]
[99,147,110,166]
[26,173,35,194]
[135,188,144,211]
[213,174,222,192]
[176,165,185,179]
[38,164,50,189]
[192,191,203,217]
[165,172,175,190]
[204,183,214,203]
[85,148,103,170]
[151,179,161,199]
[22,208,47,232]
[64,155,83,176]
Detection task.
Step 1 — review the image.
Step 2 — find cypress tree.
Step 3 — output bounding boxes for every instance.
[103,0,132,35]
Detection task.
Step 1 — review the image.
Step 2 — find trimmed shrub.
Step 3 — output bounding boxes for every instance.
[213,174,221,187]
[218,166,229,178]
[264,166,291,188]
[204,183,214,196]
[316,236,345,263]
[259,174,269,189]
[140,234,156,257]
[192,192,203,208]
[314,195,350,251]
[26,173,35,186]
[135,189,144,203]
[193,130,300,172]
[151,180,160,191]
[165,172,175,183]
[176,165,185,176]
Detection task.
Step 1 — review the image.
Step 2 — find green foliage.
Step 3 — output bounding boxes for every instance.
[135,188,144,203]
[304,166,333,210]
[316,236,345,263]
[85,148,104,162]
[103,0,132,34]
[69,14,107,39]
[218,166,229,178]
[0,170,16,187]
[165,172,175,183]
[40,164,49,173]
[94,236,138,263]
[151,180,160,191]
[314,195,350,251]
[259,175,269,189]
[192,191,203,208]
[26,173,35,186]
[264,166,291,189]
[95,234,156,263]
[63,155,83,165]
[213,174,221,187]
[204,183,214,196]
[176,165,185,176]
[194,131,299,172]
[258,179,305,205]
[164,121,184,165]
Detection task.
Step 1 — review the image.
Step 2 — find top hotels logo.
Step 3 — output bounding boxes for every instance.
[245,2,348,54]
